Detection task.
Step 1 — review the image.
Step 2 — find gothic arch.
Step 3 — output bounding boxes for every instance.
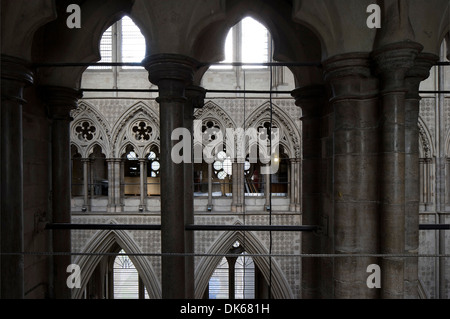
[418,117,434,159]
[72,220,161,299]
[194,101,237,154]
[194,221,294,299]
[111,101,160,158]
[71,101,111,158]
[245,102,301,159]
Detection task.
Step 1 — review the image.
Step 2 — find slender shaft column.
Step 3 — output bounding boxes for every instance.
[404,53,437,298]
[144,54,197,299]
[264,164,271,209]
[208,163,213,210]
[289,159,296,211]
[373,42,423,299]
[106,159,116,212]
[232,162,244,213]
[324,53,380,298]
[185,85,205,298]
[41,86,82,299]
[139,159,146,211]
[116,159,125,212]
[82,159,90,211]
[292,85,326,298]
[1,55,33,298]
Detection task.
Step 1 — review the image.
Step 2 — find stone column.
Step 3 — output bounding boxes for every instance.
[404,53,437,298]
[185,85,205,298]
[139,158,146,211]
[264,164,271,209]
[41,85,81,299]
[324,53,380,298]
[289,159,296,211]
[116,159,125,212]
[144,54,197,299]
[373,42,423,299]
[82,158,90,211]
[231,162,244,213]
[291,85,326,298]
[106,159,116,212]
[1,55,33,298]
[208,163,213,210]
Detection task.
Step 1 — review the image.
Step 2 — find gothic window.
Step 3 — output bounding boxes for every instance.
[132,121,152,141]
[89,15,146,70]
[211,16,270,70]
[113,250,149,299]
[213,151,232,180]
[147,151,160,177]
[75,121,97,142]
[208,242,255,299]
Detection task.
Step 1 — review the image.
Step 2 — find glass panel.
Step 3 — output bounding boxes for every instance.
[121,16,146,69]
[210,29,233,69]
[89,26,112,70]
[151,161,160,171]
[209,257,229,299]
[241,17,269,69]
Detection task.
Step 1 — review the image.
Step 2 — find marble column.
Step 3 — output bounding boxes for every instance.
[106,158,116,212]
[291,85,325,298]
[1,55,33,298]
[324,53,380,298]
[403,53,437,298]
[82,158,90,211]
[144,54,197,298]
[289,159,297,212]
[373,42,423,299]
[231,162,244,213]
[139,158,146,211]
[264,164,271,209]
[41,85,82,299]
[185,85,205,298]
[208,163,213,210]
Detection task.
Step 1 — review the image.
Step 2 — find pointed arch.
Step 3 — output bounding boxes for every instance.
[418,117,434,159]
[72,220,161,299]
[194,221,294,299]
[245,101,301,159]
[111,101,160,158]
[71,100,112,158]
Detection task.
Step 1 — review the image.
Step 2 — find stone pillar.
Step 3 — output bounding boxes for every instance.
[41,86,81,299]
[185,85,205,298]
[139,159,146,211]
[231,162,244,213]
[291,85,326,298]
[1,55,33,298]
[106,159,116,212]
[373,42,423,299]
[144,54,197,299]
[323,53,380,298]
[403,53,437,298]
[116,159,125,212]
[208,162,213,210]
[82,158,90,211]
[289,159,296,211]
[264,164,271,209]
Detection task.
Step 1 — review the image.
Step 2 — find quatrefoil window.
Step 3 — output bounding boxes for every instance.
[75,121,96,141]
[132,121,152,141]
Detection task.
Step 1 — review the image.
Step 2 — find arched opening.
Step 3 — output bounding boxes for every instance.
[81,245,150,299]
[122,145,140,197]
[205,241,268,299]
[145,147,161,196]
[71,145,83,197]
[89,145,108,198]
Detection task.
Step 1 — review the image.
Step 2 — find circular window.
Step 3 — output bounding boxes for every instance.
[151,161,160,171]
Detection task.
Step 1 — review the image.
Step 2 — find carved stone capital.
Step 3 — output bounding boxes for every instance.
[405,53,439,100]
[40,85,82,121]
[143,54,199,93]
[322,53,378,101]
[372,41,423,92]
[186,85,206,109]
[1,55,34,103]
[291,85,326,118]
